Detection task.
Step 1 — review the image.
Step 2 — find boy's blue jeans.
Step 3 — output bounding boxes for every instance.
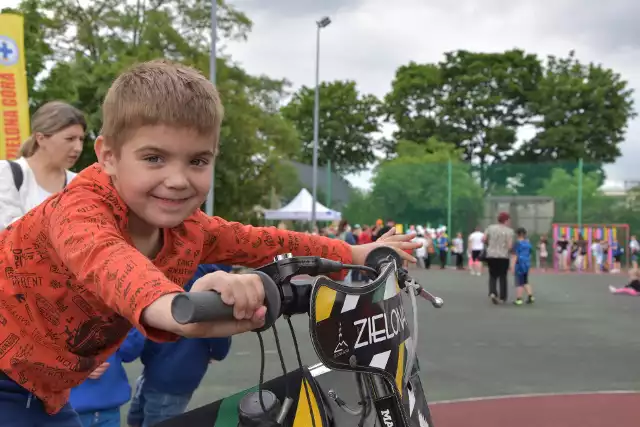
[77,408,121,427]
[127,375,191,427]
[0,376,82,427]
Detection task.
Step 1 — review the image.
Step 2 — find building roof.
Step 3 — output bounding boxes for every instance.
[289,161,353,208]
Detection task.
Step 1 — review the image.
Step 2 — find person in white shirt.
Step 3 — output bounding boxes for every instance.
[0,101,85,229]
[414,230,428,269]
[629,235,639,269]
[452,232,464,269]
[591,239,603,273]
[467,226,485,276]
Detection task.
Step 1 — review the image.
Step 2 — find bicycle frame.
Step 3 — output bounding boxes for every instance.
[159,257,435,427]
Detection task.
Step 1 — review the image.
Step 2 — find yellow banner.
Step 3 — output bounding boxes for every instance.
[0,14,30,160]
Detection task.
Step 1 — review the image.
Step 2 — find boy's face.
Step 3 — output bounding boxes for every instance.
[97,125,215,230]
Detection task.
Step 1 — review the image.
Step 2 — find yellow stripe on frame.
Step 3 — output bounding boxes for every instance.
[292,379,323,427]
[395,341,405,397]
[314,287,337,323]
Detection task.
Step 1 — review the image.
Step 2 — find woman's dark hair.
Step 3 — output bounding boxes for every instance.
[338,219,349,233]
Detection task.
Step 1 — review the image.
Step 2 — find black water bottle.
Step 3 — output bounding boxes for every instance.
[238,390,282,427]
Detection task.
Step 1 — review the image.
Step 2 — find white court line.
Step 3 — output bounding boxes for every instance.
[431,390,640,405]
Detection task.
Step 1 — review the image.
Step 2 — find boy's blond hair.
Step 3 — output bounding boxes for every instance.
[101,59,223,151]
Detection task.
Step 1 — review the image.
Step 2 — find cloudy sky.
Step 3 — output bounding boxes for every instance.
[224,0,640,190]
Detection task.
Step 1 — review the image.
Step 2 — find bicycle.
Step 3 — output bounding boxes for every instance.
[159,247,443,427]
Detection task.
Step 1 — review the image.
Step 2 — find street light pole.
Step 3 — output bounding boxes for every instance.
[311,16,331,229]
[206,0,217,216]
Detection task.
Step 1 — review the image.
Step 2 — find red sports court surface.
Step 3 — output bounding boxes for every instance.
[430,392,640,427]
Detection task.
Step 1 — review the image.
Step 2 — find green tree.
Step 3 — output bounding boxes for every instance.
[341,189,378,226]
[518,51,635,164]
[536,168,612,223]
[508,51,635,194]
[8,0,300,221]
[368,140,483,230]
[385,50,541,188]
[385,49,635,195]
[281,80,383,174]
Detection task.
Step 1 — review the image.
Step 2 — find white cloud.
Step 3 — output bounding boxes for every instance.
[226,0,640,190]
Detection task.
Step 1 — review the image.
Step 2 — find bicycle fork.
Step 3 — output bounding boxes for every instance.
[365,374,407,427]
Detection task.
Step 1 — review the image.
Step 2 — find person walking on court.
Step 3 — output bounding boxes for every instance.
[467,226,485,276]
[484,212,514,304]
[512,227,535,305]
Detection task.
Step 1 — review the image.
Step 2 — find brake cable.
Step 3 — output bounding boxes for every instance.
[403,276,421,390]
[286,315,318,427]
[255,322,296,425]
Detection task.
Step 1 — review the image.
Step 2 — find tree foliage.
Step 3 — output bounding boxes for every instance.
[535,167,640,238]
[281,80,383,174]
[536,168,611,224]
[343,140,483,230]
[385,49,635,193]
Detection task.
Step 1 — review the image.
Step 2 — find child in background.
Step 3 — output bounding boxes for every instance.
[437,230,449,269]
[609,268,640,296]
[512,227,535,305]
[467,227,485,276]
[601,240,610,272]
[630,235,639,269]
[414,231,428,269]
[424,230,435,269]
[537,235,548,271]
[127,265,232,427]
[570,240,579,271]
[592,239,603,273]
[452,232,464,270]
[611,239,622,273]
[70,329,145,427]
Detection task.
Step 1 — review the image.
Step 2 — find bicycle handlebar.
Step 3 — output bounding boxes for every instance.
[171,270,284,333]
[170,248,440,331]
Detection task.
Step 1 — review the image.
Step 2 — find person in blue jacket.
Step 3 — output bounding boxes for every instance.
[127,264,233,427]
[70,328,145,427]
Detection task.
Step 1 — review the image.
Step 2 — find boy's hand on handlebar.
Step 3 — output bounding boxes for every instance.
[184,271,267,336]
[352,232,421,264]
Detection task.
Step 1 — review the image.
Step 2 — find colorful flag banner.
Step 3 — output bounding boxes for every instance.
[0,13,30,160]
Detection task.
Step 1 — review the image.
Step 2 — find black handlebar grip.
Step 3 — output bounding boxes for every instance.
[170,271,282,333]
[171,291,234,325]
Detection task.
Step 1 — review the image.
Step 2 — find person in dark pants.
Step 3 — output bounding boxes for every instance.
[484,212,514,304]
[437,230,449,269]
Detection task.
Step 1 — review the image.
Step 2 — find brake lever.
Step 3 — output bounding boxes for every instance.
[399,269,444,308]
[417,286,444,308]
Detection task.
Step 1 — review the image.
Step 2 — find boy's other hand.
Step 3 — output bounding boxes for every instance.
[88,362,110,379]
[181,271,266,337]
[352,233,421,265]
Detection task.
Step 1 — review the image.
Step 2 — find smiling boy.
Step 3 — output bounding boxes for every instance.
[0,60,417,426]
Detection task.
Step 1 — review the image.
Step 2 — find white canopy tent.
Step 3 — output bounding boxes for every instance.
[264,188,342,221]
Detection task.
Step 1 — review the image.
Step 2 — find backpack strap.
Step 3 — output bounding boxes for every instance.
[8,160,24,191]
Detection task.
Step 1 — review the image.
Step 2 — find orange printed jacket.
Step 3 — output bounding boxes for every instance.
[0,163,351,414]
